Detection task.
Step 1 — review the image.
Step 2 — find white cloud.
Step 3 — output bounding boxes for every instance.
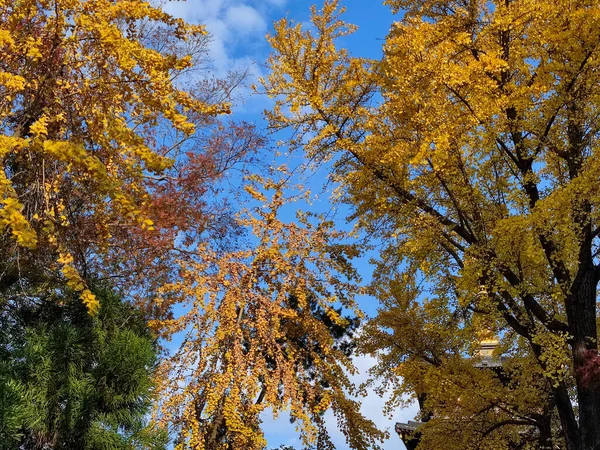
[162,0,228,24]
[160,0,277,101]
[225,5,266,36]
[205,17,230,42]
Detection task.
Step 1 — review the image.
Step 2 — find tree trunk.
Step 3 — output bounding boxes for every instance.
[552,382,580,450]
[537,414,553,449]
[567,268,600,450]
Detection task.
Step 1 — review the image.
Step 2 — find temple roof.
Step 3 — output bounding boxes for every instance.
[395,420,422,433]
[395,336,506,446]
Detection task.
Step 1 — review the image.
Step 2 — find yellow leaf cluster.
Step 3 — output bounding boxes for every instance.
[0,0,228,312]
[153,185,385,450]
[262,0,600,446]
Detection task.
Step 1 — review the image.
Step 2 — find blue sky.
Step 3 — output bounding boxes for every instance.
[161,1,417,448]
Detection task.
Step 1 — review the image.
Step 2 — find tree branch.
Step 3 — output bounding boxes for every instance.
[315,107,479,245]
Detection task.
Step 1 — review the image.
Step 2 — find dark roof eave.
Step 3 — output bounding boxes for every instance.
[395,421,422,433]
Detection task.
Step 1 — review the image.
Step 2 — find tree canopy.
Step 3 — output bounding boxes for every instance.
[262,0,600,449]
[0,1,387,449]
[0,287,167,449]
[153,187,385,450]
[0,0,235,313]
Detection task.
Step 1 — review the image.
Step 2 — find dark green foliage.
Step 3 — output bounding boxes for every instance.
[0,363,30,448]
[0,287,168,450]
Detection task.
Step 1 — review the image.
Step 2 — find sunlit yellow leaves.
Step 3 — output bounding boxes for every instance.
[25,36,43,60]
[263,0,600,446]
[532,330,572,387]
[0,0,229,314]
[154,185,384,450]
[0,72,25,98]
[58,251,99,314]
[0,29,14,47]
[244,185,268,202]
[0,197,37,248]
[29,116,49,137]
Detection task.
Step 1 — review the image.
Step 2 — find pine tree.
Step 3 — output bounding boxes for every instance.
[0,287,167,450]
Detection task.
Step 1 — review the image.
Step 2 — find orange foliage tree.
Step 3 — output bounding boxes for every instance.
[153,181,386,450]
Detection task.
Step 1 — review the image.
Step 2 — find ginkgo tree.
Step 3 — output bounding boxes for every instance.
[262,0,600,449]
[0,0,233,313]
[153,182,385,450]
[360,277,562,449]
